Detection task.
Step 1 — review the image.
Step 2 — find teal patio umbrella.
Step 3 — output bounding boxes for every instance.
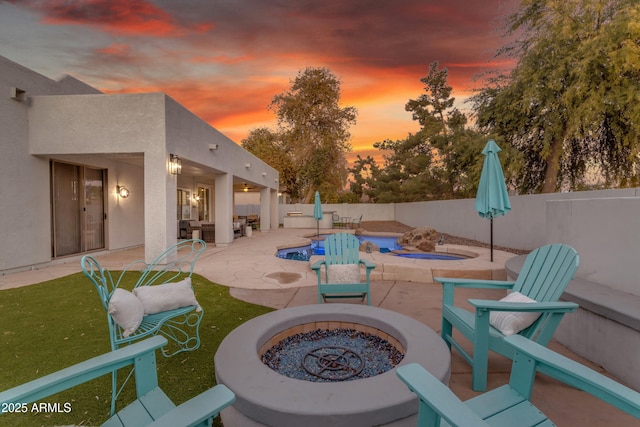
[475,140,511,262]
[313,191,323,237]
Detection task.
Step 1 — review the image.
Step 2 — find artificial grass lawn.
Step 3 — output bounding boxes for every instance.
[0,272,273,427]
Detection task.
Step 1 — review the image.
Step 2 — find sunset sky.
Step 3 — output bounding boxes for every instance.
[0,0,517,163]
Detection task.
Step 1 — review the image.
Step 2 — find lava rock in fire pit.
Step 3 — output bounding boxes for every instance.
[261,328,404,382]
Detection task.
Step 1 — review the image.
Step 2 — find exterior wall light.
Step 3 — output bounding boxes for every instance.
[245,163,251,168]
[117,185,130,198]
[170,154,182,175]
[10,87,26,101]
[209,143,218,150]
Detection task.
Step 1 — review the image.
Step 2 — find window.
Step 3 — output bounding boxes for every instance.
[197,186,211,221]
[177,189,191,220]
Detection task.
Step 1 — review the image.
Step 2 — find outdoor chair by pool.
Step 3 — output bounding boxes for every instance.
[0,336,235,427]
[81,239,206,414]
[200,222,215,243]
[435,243,579,391]
[178,220,202,239]
[397,335,640,426]
[350,214,363,228]
[311,232,376,305]
[247,214,259,229]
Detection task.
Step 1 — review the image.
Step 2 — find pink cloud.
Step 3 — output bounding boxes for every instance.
[18,0,214,36]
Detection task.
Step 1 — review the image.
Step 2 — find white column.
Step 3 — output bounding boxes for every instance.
[144,151,176,263]
[270,189,279,230]
[259,187,271,232]
[215,173,234,246]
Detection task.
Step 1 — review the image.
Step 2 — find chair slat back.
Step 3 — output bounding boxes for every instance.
[324,233,361,265]
[513,244,579,302]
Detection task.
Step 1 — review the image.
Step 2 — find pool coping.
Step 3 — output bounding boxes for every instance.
[188,228,516,290]
[274,231,513,283]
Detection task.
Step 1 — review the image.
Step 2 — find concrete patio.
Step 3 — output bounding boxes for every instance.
[1,228,639,426]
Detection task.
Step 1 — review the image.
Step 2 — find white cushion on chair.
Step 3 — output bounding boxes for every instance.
[133,277,202,315]
[108,288,144,338]
[489,291,541,336]
[327,264,360,284]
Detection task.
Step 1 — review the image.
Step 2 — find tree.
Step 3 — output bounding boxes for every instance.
[474,0,640,193]
[371,133,440,202]
[269,67,357,203]
[241,127,299,200]
[367,62,495,202]
[348,155,380,202]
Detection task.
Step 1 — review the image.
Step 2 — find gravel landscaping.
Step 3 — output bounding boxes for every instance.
[359,221,530,255]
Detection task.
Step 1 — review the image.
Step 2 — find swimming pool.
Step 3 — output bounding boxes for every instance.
[276,234,402,261]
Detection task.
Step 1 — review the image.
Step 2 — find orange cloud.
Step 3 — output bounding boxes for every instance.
[95,43,130,57]
[101,76,281,135]
[7,0,518,167]
[190,54,254,65]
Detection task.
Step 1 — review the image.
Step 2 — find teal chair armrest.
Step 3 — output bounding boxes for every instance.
[149,384,235,427]
[437,278,515,306]
[359,259,376,269]
[396,364,490,427]
[310,259,325,272]
[506,335,640,417]
[468,300,579,313]
[435,277,516,289]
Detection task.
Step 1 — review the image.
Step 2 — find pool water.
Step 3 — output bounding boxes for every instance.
[277,234,468,261]
[277,234,401,261]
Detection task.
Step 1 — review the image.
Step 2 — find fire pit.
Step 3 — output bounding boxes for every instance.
[215,304,451,427]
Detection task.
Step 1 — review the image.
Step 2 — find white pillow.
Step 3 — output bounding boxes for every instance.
[489,291,541,336]
[108,288,144,338]
[327,264,360,284]
[133,277,202,315]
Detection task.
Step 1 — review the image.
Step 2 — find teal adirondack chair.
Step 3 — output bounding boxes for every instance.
[82,239,206,414]
[311,233,376,305]
[0,336,235,427]
[435,243,579,391]
[396,335,640,426]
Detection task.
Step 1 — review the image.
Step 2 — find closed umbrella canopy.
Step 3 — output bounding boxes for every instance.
[475,140,511,261]
[313,191,323,237]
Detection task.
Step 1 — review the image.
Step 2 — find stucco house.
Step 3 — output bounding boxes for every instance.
[0,54,279,274]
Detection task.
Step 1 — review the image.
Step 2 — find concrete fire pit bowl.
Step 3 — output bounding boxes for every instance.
[215,304,451,427]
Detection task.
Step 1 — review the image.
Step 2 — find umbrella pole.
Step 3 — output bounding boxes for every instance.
[317,220,319,238]
[490,217,494,262]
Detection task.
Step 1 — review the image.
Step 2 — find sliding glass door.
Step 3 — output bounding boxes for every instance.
[51,161,105,257]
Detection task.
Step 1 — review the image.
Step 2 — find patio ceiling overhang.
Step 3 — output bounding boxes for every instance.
[42,153,269,193]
